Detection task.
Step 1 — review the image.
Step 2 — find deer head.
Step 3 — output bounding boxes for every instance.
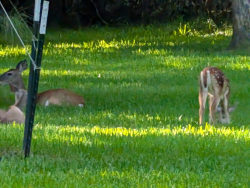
[216,102,238,123]
[0,60,28,92]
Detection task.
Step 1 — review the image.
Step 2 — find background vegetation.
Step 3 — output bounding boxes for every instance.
[0,22,250,186]
[0,0,232,28]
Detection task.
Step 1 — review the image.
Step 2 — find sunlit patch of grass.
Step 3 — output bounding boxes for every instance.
[0,24,250,187]
[34,124,250,140]
[0,46,27,57]
[1,124,250,186]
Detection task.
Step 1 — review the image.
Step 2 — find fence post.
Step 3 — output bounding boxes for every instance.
[23,0,49,157]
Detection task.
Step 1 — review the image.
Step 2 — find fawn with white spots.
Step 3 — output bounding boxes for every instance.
[199,67,237,124]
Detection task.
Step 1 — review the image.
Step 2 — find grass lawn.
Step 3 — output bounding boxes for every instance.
[0,24,250,187]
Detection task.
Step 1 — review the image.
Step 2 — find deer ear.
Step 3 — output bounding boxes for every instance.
[229,102,239,113]
[16,60,28,72]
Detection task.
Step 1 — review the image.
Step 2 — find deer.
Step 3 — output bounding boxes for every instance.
[0,60,85,109]
[0,89,26,124]
[199,66,236,125]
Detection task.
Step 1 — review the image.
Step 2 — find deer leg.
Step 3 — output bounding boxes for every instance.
[209,96,221,124]
[221,94,230,124]
[217,99,225,123]
[199,90,208,124]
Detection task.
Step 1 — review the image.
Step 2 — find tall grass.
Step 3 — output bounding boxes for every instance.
[0,23,250,187]
[0,10,31,44]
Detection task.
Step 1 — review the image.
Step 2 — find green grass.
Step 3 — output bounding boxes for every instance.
[0,24,250,187]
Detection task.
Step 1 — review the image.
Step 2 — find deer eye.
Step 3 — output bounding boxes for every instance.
[7,72,13,76]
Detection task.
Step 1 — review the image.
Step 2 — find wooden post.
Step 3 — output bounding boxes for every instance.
[23,0,49,157]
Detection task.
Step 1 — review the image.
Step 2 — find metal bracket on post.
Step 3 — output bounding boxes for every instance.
[23,0,49,158]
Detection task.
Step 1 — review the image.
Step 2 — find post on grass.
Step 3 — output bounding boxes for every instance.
[23,0,49,158]
[23,0,41,150]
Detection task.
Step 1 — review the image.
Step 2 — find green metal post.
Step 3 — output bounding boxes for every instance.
[23,0,49,157]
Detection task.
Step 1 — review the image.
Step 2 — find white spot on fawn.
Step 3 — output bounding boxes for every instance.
[78,104,84,107]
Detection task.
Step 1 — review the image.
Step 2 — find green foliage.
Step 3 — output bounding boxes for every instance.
[171,18,231,37]
[0,11,31,44]
[2,0,232,28]
[171,23,191,36]
[0,24,250,187]
[65,0,232,26]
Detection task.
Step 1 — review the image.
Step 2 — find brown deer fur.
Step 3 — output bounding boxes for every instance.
[0,89,26,124]
[199,67,232,124]
[0,60,85,109]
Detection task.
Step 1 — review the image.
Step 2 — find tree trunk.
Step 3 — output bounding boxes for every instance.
[228,0,250,49]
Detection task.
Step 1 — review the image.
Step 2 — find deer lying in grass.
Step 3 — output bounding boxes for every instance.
[0,89,26,124]
[0,60,85,109]
[199,67,237,125]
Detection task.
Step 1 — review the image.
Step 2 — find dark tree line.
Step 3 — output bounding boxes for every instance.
[0,0,232,28]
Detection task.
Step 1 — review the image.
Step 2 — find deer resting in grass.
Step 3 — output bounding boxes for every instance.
[199,67,236,125]
[0,89,26,124]
[0,60,85,109]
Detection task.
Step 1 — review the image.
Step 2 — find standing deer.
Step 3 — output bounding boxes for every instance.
[0,89,26,124]
[199,67,236,125]
[0,60,85,109]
